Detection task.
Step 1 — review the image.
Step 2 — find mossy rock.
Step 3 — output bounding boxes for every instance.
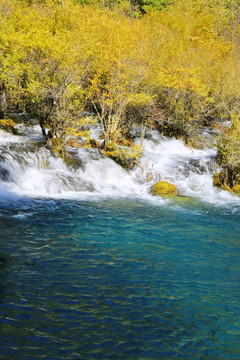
[232,184,240,193]
[83,138,99,149]
[103,149,135,170]
[151,181,179,196]
[102,142,142,171]
[0,119,17,134]
[66,137,82,148]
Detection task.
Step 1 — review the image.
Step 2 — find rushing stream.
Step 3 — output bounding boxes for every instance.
[0,120,240,359]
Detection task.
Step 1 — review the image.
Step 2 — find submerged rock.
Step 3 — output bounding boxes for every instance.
[151,181,179,196]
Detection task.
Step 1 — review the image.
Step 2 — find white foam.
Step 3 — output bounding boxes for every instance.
[0,129,23,144]
[0,124,240,207]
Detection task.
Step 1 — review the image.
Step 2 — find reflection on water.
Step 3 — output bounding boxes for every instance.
[0,199,240,359]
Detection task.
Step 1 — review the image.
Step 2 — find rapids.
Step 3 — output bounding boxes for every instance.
[0,119,239,207]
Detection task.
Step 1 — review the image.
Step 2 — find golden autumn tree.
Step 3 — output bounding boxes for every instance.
[0,0,95,153]
[83,9,154,144]
[1,0,240,162]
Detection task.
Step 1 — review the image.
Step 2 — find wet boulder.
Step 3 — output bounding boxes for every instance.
[151,181,179,196]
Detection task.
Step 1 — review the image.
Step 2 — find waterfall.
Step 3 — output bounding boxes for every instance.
[0,120,239,206]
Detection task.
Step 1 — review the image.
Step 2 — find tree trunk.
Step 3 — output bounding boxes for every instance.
[0,83,7,118]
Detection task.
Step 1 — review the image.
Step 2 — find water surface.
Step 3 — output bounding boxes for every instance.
[1,198,240,359]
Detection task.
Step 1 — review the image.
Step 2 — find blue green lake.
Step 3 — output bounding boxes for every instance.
[1,197,240,359]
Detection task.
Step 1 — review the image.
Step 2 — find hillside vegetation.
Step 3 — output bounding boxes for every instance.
[1,0,240,188]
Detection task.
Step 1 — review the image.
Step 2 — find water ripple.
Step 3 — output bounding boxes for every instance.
[0,199,240,359]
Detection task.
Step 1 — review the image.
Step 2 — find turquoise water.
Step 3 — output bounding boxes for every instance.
[0,197,240,359]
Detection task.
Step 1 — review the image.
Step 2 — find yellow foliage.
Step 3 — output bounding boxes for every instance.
[0,0,240,144]
[0,119,17,134]
[0,119,15,129]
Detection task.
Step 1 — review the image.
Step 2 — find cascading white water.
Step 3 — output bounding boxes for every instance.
[0,121,240,205]
[133,132,221,203]
[0,124,141,201]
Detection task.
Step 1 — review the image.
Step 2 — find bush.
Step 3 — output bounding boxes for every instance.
[213,112,240,192]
